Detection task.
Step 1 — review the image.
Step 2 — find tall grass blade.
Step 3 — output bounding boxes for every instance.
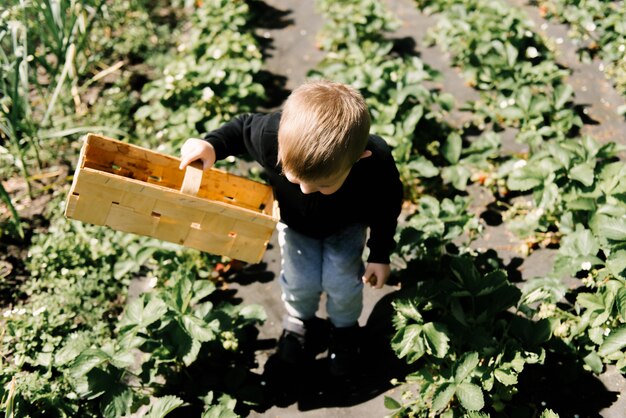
[0,180,24,239]
[3,376,16,418]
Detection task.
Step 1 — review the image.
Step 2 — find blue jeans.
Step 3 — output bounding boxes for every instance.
[277,222,367,327]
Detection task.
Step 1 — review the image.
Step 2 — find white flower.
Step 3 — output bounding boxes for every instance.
[148,277,158,288]
[246,44,257,52]
[33,306,46,316]
[584,22,596,32]
[165,75,175,84]
[212,49,223,60]
[513,159,527,169]
[581,261,592,271]
[525,46,540,59]
[202,87,215,101]
[604,328,611,336]
[499,100,509,109]
[619,45,625,53]
[3,310,11,318]
[216,69,226,79]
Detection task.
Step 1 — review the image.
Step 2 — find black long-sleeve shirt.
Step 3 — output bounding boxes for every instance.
[204,113,403,264]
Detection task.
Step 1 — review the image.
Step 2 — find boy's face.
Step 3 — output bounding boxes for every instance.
[284,169,351,195]
[282,150,372,195]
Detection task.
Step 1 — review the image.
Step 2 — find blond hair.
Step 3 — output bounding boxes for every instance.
[278,79,370,181]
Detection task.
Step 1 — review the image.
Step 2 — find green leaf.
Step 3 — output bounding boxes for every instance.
[384,396,402,410]
[455,382,484,411]
[505,42,519,68]
[499,106,525,121]
[432,383,456,412]
[569,163,595,187]
[507,170,544,191]
[201,393,238,418]
[438,93,455,111]
[607,250,626,279]
[616,287,626,321]
[145,395,185,418]
[494,369,518,386]
[391,324,425,363]
[598,326,626,357]
[70,349,110,380]
[406,157,439,178]
[540,409,561,418]
[554,83,574,109]
[583,351,604,374]
[102,386,134,418]
[423,322,450,358]
[239,304,267,322]
[191,280,217,305]
[441,164,471,191]
[442,132,462,164]
[183,338,202,366]
[181,315,216,342]
[591,215,626,241]
[121,296,168,330]
[454,352,479,383]
[55,335,91,366]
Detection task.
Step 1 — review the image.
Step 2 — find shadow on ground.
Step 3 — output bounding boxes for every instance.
[218,259,624,417]
[243,289,413,415]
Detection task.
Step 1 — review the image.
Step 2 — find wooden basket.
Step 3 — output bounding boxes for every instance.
[64,133,279,263]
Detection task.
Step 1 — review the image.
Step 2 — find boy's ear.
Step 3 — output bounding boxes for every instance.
[359,150,373,160]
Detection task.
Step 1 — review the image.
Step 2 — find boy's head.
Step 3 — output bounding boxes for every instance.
[278,79,371,194]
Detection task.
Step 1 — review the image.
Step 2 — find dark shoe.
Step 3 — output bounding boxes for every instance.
[328,323,361,377]
[277,316,329,365]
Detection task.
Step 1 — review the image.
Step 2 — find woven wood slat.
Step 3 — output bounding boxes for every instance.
[65,133,279,263]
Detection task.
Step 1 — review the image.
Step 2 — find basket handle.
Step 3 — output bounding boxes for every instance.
[180,161,203,196]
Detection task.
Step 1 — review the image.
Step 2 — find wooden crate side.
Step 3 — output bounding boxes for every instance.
[184,228,236,258]
[106,204,159,236]
[65,194,80,218]
[152,215,190,245]
[70,194,112,225]
[228,235,270,264]
[199,170,274,212]
[84,140,182,189]
[84,134,276,215]
[66,134,279,263]
[72,168,275,226]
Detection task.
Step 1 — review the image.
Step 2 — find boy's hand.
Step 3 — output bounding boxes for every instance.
[362,263,391,289]
[179,138,216,170]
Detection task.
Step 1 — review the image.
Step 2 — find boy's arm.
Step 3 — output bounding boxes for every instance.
[362,146,404,288]
[180,113,275,169]
[362,262,391,289]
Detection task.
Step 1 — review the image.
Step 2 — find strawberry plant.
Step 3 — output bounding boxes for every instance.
[533,0,626,98]
[501,135,623,239]
[134,0,266,152]
[312,0,498,199]
[388,256,551,416]
[66,263,265,417]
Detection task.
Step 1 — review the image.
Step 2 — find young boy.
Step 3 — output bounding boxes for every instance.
[179,79,403,377]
